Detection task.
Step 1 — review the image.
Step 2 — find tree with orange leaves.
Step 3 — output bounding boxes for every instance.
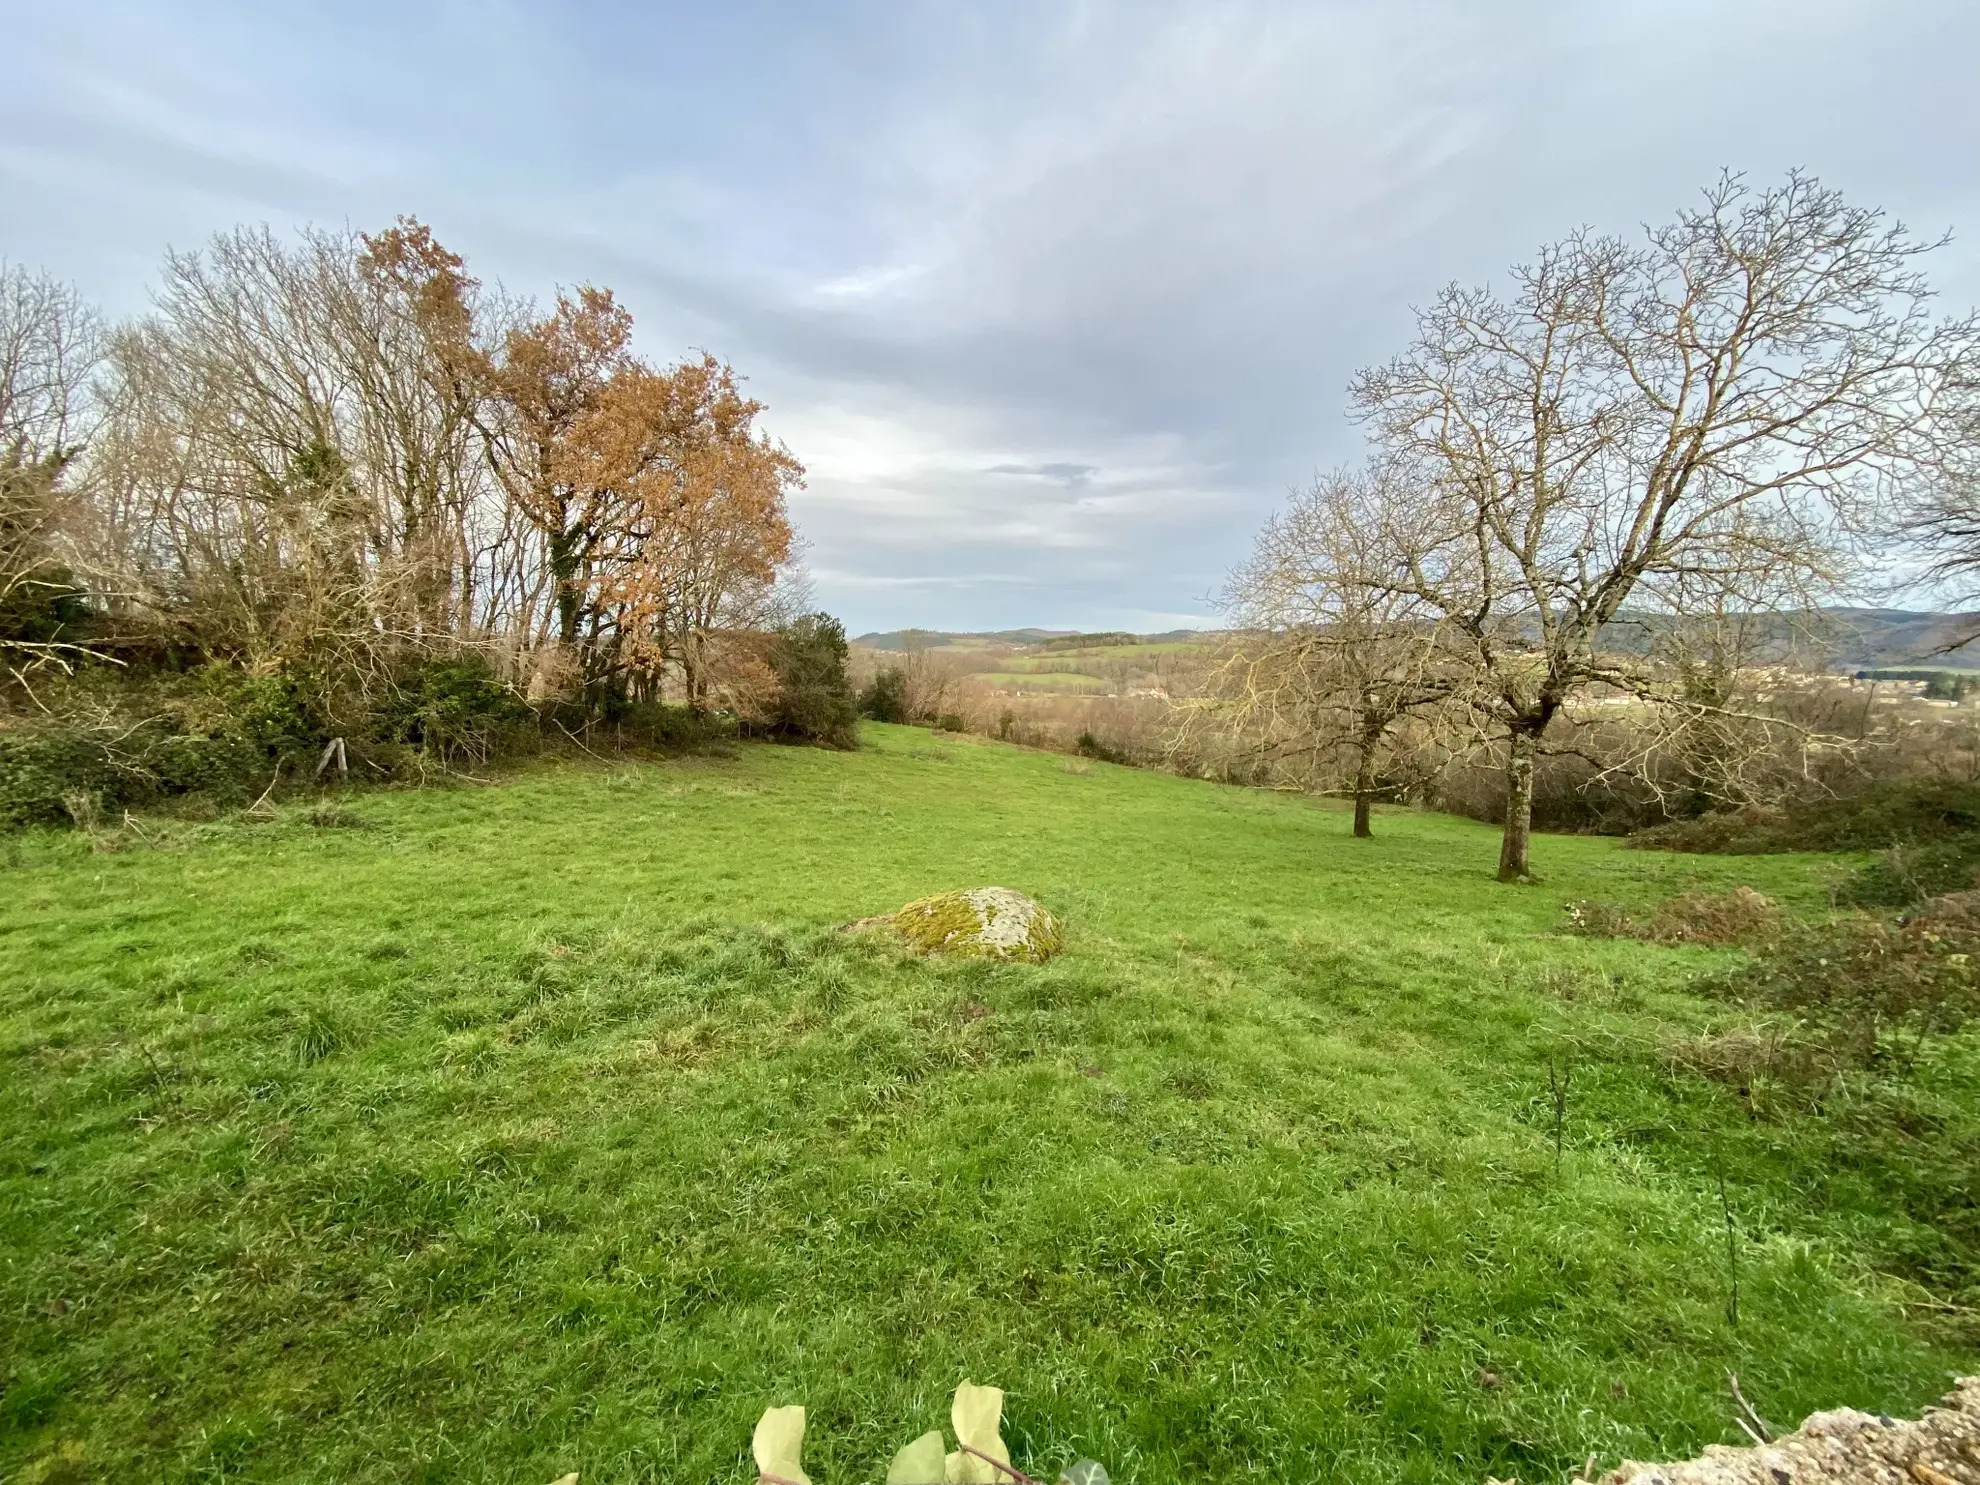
[586,355,801,707]
[475,286,635,666]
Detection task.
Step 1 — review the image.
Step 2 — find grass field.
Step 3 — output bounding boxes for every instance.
[3,724,1974,1484]
[977,671,1113,693]
[1038,643,1210,659]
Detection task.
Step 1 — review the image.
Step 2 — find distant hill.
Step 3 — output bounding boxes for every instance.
[852,627,1211,652]
[853,627,1087,651]
[1815,609,1980,669]
[1592,608,1980,670]
[849,611,1980,667]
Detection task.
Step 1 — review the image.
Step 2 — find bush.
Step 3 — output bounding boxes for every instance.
[1623,804,1785,854]
[1561,897,1638,939]
[0,561,90,649]
[0,723,123,828]
[160,665,319,777]
[1432,742,1665,835]
[0,657,539,830]
[0,663,324,828]
[1838,836,1980,908]
[1563,887,1784,947]
[372,657,529,765]
[592,700,735,750]
[1075,731,1128,765]
[1655,888,1980,1104]
[1707,899,1980,1057]
[1629,778,1980,855]
[859,666,910,724]
[765,613,857,748]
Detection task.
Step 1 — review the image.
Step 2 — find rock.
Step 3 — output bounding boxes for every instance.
[850,887,1063,962]
[1575,1376,1980,1485]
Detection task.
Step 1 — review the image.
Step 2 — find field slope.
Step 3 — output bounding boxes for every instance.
[1,724,1971,1484]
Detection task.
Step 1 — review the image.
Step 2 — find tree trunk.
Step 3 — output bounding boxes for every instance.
[549,525,581,648]
[1498,727,1537,882]
[682,630,702,713]
[1351,738,1378,839]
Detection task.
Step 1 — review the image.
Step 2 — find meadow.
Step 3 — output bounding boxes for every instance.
[2,724,1974,1484]
[977,672,1114,693]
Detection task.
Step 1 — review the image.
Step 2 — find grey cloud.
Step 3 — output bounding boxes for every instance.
[985,463,1098,488]
[5,0,1978,631]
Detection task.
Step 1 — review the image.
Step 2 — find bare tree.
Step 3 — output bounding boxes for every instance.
[894,641,973,725]
[1588,587,1853,814]
[1191,463,1480,836]
[1350,172,1977,880]
[82,228,473,686]
[1900,376,1980,638]
[1,263,102,678]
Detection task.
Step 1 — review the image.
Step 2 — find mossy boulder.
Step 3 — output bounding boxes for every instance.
[854,887,1063,962]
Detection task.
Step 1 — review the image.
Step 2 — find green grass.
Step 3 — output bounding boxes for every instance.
[3,724,1974,1484]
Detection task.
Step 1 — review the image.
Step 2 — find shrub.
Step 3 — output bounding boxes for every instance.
[765,613,857,748]
[1664,1021,1853,1095]
[1838,836,1980,908]
[0,723,122,828]
[601,701,735,750]
[0,663,322,829]
[1707,901,1980,1055]
[1645,886,1787,945]
[0,560,90,649]
[1630,778,1980,855]
[1562,887,1783,947]
[1561,897,1638,939]
[1075,731,1128,765]
[373,657,529,765]
[1432,738,1666,835]
[859,665,911,724]
[1624,804,1785,854]
[179,665,318,753]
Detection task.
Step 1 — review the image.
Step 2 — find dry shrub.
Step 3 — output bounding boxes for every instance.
[1663,1021,1854,1098]
[701,629,781,725]
[1645,886,1786,945]
[1562,898,1639,939]
[1903,886,1980,930]
[1562,887,1782,947]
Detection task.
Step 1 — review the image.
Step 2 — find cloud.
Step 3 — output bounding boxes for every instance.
[985,463,1097,487]
[5,0,1978,631]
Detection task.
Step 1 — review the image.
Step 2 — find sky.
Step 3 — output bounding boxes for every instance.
[4,1,1978,634]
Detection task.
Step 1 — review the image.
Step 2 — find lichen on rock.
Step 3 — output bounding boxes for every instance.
[850,887,1063,962]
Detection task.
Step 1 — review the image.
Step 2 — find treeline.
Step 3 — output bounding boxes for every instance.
[1857,669,1976,700]
[1,220,855,827]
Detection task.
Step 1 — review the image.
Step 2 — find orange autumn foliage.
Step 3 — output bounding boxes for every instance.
[583,356,800,702]
[475,293,800,702]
